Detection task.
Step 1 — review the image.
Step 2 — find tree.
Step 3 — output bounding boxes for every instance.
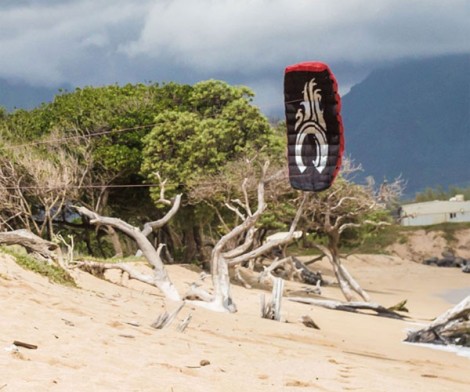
[298,160,403,301]
[0,82,196,219]
[0,80,284,263]
[0,132,91,238]
[140,80,275,197]
[140,80,279,262]
[206,162,306,312]
[75,161,305,313]
[415,185,470,202]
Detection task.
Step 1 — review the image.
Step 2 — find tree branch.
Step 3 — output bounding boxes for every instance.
[141,194,182,237]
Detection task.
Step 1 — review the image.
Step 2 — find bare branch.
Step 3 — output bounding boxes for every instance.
[75,206,180,301]
[338,220,391,235]
[331,196,358,211]
[227,193,307,266]
[152,172,173,206]
[141,194,182,237]
[288,298,405,319]
[222,227,257,259]
[225,201,246,220]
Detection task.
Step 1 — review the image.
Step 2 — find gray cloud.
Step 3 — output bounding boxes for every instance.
[0,0,468,114]
[0,0,152,85]
[123,0,469,68]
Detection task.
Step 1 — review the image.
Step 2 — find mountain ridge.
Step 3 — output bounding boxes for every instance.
[342,53,470,197]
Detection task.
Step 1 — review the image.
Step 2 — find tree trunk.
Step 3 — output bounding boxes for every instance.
[76,206,181,301]
[212,254,236,312]
[288,298,405,319]
[337,262,370,302]
[405,296,470,346]
[183,224,198,263]
[0,229,60,263]
[103,226,123,257]
[326,234,370,302]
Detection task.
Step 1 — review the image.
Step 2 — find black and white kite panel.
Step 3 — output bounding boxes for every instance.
[284,62,344,192]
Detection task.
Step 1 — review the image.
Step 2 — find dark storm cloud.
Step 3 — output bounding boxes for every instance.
[0,0,152,85]
[0,0,468,113]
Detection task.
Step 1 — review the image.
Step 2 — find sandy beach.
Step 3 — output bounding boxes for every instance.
[1,250,469,392]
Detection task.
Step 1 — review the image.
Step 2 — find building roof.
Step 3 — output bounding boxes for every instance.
[401,200,470,215]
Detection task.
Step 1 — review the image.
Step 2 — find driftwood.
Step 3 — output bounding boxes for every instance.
[205,163,306,313]
[151,302,185,329]
[0,229,60,262]
[13,340,38,350]
[300,315,320,329]
[259,256,303,284]
[176,314,192,332]
[288,297,406,320]
[405,296,470,347]
[293,257,324,286]
[260,277,285,321]
[313,244,370,303]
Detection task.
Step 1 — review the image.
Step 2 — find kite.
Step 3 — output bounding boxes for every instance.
[284,62,344,192]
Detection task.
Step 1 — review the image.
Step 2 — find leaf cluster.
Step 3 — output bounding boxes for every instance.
[140,80,277,201]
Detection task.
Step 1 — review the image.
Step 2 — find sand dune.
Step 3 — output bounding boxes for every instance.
[1,252,469,391]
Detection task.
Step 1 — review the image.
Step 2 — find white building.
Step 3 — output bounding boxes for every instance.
[400,195,470,226]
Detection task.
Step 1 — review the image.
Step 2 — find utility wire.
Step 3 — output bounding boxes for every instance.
[0,183,181,191]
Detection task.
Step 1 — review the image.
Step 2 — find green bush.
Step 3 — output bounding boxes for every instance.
[1,247,76,287]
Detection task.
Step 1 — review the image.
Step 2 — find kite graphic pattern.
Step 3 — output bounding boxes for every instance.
[284,62,344,192]
[294,77,328,174]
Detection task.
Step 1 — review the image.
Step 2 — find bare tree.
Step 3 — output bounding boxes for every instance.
[186,161,306,312]
[75,197,182,301]
[75,163,306,313]
[0,128,128,256]
[0,128,93,238]
[0,158,32,232]
[299,160,404,301]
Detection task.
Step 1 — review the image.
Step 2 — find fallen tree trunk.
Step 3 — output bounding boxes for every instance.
[288,297,406,320]
[405,296,470,347]
[0,229,62,264]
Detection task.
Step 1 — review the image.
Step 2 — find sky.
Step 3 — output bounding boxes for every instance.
[0,0,469,115]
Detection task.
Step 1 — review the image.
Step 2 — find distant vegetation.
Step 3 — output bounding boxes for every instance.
[0,80,400,266]
[414,185,470,202]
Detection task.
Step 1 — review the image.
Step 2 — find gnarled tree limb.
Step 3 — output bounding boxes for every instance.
[0,229,60,263]
[75,206,180,301]
[288,297,405,320]
[405,296,470,346]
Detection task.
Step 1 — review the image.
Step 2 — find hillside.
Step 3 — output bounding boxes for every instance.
[386,226,470,263]
[342,54,470,197]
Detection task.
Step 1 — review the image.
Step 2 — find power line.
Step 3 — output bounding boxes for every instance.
[0,183,178,191]
[3,123,156,150]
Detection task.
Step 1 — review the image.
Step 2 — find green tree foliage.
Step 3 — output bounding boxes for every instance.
[415,185,470,202]
[138,80,283,262]
[0,83,193,185]
[0,79,284,261]
[141,80,279,200]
